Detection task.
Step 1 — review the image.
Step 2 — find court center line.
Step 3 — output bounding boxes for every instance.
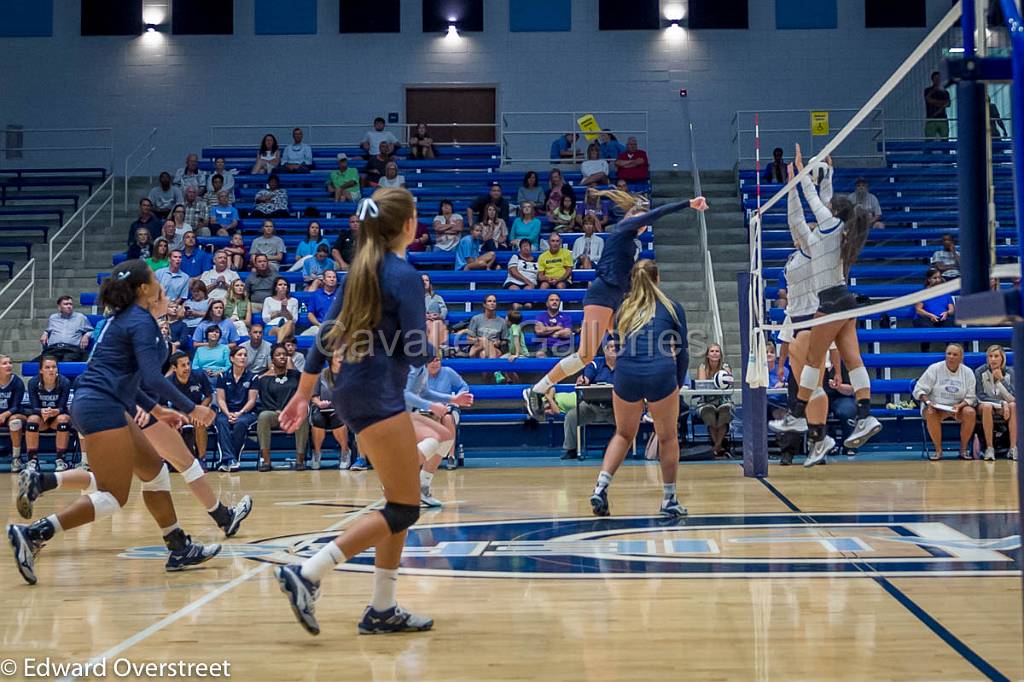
[756,478,1010,682]
[60,497,386,682]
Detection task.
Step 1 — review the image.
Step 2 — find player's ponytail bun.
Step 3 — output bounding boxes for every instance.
[98,259,153,314]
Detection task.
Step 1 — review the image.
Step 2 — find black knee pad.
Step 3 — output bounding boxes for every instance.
[57,422,70,432]
[26,422,39,433]
[379,502,420,534]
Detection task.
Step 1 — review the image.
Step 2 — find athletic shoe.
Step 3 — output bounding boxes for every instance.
[522,388,544,420]
[420,485,442,508]
[803,435,835,468]
[844,416,882,449]
[357,604,433,635]
[779,453,793,466]
[590,489,610,517]
[54,458,67,473]
[229,460,242,472]
[338,452,352,470]
[984,447,996,462]
[641,412,654,424]
[222,495,253,538]
[560,449,578,460]
[26,459,37,471]
[6,524,40,585]
[16,469,42,520]
[350,457,369,471]
[769,414,807,433]
[217,460,235,473]
[660,497,688,518]
[444,456,456,471]
[311,452,321,470]
[165,538,221,572]
[1010,447,1019,461]
[258,462,272,473]
[275,564,321,636]
[10,457,21,473]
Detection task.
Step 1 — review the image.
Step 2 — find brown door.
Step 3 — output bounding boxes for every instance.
[405,87,496,144]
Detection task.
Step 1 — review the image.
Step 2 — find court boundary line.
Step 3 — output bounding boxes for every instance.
[757,478,1011,682]
[58,496,386,682]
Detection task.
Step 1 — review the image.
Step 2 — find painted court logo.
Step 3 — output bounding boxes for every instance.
[121,511,1021,579]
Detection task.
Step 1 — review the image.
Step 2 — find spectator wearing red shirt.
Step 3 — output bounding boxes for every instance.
[615,137,650,183]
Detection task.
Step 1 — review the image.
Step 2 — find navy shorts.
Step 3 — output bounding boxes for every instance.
[817,285,859,315]
[613,368,679,403]
[582,277,625,310]
[71,393,130,436]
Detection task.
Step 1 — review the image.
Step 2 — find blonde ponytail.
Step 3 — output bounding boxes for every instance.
[616,259,678,339]
[588,188,649,215]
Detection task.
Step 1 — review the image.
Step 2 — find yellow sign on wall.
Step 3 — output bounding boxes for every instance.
[577,114,602,142]
[810,111,830,136]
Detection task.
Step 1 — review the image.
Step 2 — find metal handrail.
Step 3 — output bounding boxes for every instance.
[0,258,36,324]
[688,122,723,348]
[48,175,114,297]
[734,108,886,166]
[209,122,499,148]
[500,110,649,167]
[123,127,158,212]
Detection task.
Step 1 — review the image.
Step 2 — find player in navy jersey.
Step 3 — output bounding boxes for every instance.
[273,188,436,636]
[24,357,72,472]
[588,260,689,518]
[0,355,26,472]
[523,190,706,418]
[6,259,220,586]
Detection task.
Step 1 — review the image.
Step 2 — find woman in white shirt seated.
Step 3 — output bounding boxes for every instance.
[260,276,299,341]
[580,144,610,186]
[503,239,539,293]
[914,343,977,461]
[378,161,406,188]
[432,199,464,252]
[975,344,1017,460]
[572,213,605,269]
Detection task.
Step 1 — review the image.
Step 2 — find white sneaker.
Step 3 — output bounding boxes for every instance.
[54,458,68,472]
[311,452,321,470]
[10,457,21,473]
[420,485,442,508]
[804,435,834,468]
[769,414,807,433]
[844,416,882,449]
[1010,447,1018,461]
[983,447,996,461]
[25,459,37,471]
[338,451,352,470]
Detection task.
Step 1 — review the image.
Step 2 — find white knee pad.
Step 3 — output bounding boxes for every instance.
[417,437,440,459]
[799,365,821,392]
[437,439,455,458]
[810,386,827,402]
[140,465,171,492]
[88,491,120,519]
[557,353,586,377]
[8,418,22,432]
[848,366,871,393]
[182,459,205,484]
[84,473,98,494]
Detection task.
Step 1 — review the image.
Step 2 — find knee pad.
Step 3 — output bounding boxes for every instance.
[182,459,205,484]
[437,439,455,458]
[557,353,586,377]
[810,386,827,402]
[57,421,70,432]
[88,491,121,519]
[799,365,821,392]
[417,437,440,460]
[84,473,98,494]
[848,366,871,393]
[379,502,420,534]
[26,422,39,433]
[140,464,171,492]
[8,418,22,432]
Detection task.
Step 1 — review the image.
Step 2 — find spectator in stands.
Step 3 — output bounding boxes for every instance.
[209,191,240,236]
[240,322,271,375]
[467,182,511,226]
[424,356,473,458]
[422,274,449,354]
[279,127,313,173]
[224,279,251,337]
[550,194,581,233]
[207,172,232,207]
[179,231,211,277]
[431,200,464,253]
[544,169,576,215]
[166,301,191,352]
[146,238,171,272]
[327,153,360,202]
[184,280,211,329]
[192,326,230,377]
[518,171,545,208]
[284,336,305,371]
[916,343,977,460]
[252,133,281,174]
[407,216,431,253]
[155,250,190,303]
[257,343,308,471]
[913,269,956,352]
[194,298,240,346]
[182,186,209,236]
[615,137,650,183]
[251,219,286,270]
[253,175,289,218]
[505,238,539,292]
[127,197,162,245]
[25,356,73,471]
[378,161,406,188]
[166,351,212,458]
[0,354,26,471]
[262,276,299,341]
[559,339,617,460]
[583,189,610,228]
[295,221,330,263]
[455,223,497,271]
[408,123,435,160]
[509,201,542,250]
[537,233,573,290]
[848,177,884,228]
[224,232,247,271]
[127,227,152,260]
[170,204,191,236]
[148,171,183,218]
[304,269,339,336]
[598,130,626,160]
[930,234,961,280]
[696,344,734,458]
[990,100,1009,139]
[214,346,258,471]
[976,344,1017,461]
[479,203,509,251]
[311,366,353,470]
[159,218,185,252]
[303,244,333,291]
[580,144,610,186]
[823,352,859,458]
[174,153,207,194]
[465,294,507,359]
[925,71,952,140]
[550,133,581,162]
[200,250,240,302]
[360,116,400,157]
[38,296,92,362]
[534,293,573,357]
[363,141,391,187]
[206,158,236,200]
[608,178,633,221]
[572,213,604,269]
[763,147,786,184]
[331,214,361,269]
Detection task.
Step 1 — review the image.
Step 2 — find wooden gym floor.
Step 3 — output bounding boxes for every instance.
[0,460,1020,681]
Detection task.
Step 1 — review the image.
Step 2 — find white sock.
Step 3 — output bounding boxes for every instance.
[80,451,88,465]
[12,446,20,458]
[420,470,434,487]
[532,376,554,394]
[595,471,613,494]
[663,483,676,499]
[46,514,63,534]
[206,502,221,513]
[370,567,399,611]
[301,541,345,582]
[160,523,180,536]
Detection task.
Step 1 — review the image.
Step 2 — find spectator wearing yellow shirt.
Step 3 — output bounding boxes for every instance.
[538,233,573,290]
